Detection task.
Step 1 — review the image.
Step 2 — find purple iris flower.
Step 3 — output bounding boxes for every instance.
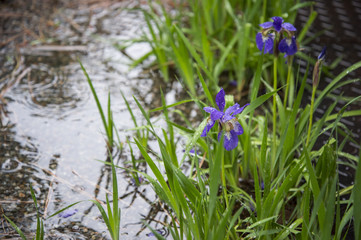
[58,208,78,218]
[201,88,249,151]
[259,16,297,32]
[256,16,297,56]
[278,36,298,57]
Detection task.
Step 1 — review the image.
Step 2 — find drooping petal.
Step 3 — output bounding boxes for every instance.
[200,119,215,137]
[215,88,225,112]
[265,35,274,54]
[259,21,273,29]
[223,130,238,151]
[218,131,222,141]
[278,38,289,53]
[232,103,250,116]
[256,33,274,54]
[210,110,224,121]
[230,119,244,135]
[286,36,298,55]
[282,22,296,31]
[256,32,265,51]
[271,16,284,32]
[279,37,298,56]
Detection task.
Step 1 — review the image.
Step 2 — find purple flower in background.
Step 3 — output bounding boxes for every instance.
[256,16,298,56]
[278,36,298,57]
[182,148,201,155]
[58,208,78,218]
[260,16,297,32]
[201,88,249,151]
[318,46,327,60]
[131,176,144,185]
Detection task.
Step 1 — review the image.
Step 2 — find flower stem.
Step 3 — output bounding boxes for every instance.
[272,56,278,165]
[221,152,229,206]
[306,86,316,146]
[283,60,293,108]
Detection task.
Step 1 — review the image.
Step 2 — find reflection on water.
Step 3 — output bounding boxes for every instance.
[0,1,184,239]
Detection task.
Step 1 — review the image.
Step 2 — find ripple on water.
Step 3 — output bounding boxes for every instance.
[0,157,23,173]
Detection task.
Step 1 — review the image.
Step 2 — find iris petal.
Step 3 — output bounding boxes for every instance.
[282,22,296,31]
[216,88,225,111]
[232,103,250,116]
[224,103,240,116]
[230,119,244,135]
[259,21,273,29]
[210,110,224,121]
[200,119,215,137]
[203,106,217,113]
[271,16,284,32]
[278,38,289,53]
[256,33,274,54]
[223,130,238,151]
[256,32,265,51]
[264,36,274,54]
[287,37,298,55]
[223,114,235,122]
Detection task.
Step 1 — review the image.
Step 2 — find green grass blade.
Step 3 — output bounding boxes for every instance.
[354,147,361,240]
[3,215,27,240]
[304,149,325,227]
[298,11,317,42]
[150,99,194,112]
[133,96,155,133]
[251,50,265,102]
[197,66,215,106]
[134,138,179,215]
[110,156,120,239]
[240,88,280,117]
[208,134,224,225]
[90,200,114,238]
[80,61,111,143]
[174,25,216,86]
[180,118,208,165]
[315,61,361,109]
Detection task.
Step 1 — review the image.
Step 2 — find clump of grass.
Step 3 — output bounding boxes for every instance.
[127,0,315,97]
[121,18,361,237]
